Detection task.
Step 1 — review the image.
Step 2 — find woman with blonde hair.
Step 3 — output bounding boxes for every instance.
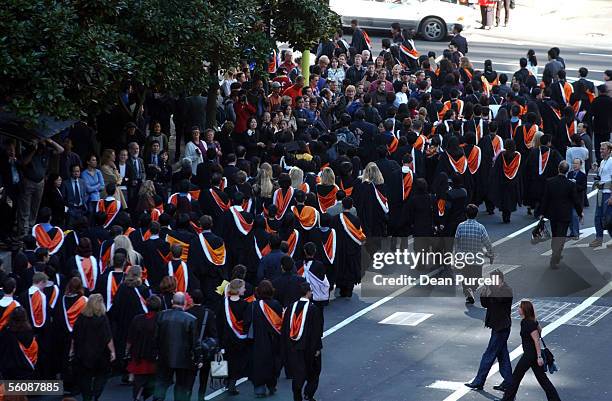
[135,180,156,215]
[354,162,388,237]
[99,148,127,206]
[316,167,338,213]
[289,166,305,190]
[501,300,561,401]
[112,236,143,266]
[221,278,250,395]
[253,163,277,214]
[72,293,115,401]
[459,56,474,84]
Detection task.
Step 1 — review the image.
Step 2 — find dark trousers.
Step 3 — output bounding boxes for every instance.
[549,220,570,263]
[153,365,196,401]
[501,354,561,401]
[133,373,156,401]
[196,362,211,401]
[291,354,322,401]
[502,209,511,223]
[496,0,510,24]
[77,368,109,401]
[473,328,512,386]
[480,6,494,27]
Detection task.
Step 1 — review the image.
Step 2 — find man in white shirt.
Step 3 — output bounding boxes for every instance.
[591,141,612,247]
[565,134,589,174]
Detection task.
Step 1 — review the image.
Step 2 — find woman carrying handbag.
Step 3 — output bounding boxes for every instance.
[500,300,561,401]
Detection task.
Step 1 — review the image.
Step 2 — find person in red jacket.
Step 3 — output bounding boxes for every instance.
[234,94,257,133]
[283,76,306,107]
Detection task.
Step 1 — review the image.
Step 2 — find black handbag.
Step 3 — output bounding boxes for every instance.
[540,337,558,374]
[199,310,219,361]
[531,217,551,244]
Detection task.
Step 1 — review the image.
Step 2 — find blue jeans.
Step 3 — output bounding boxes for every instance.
[594,192,611,239]
[473,327,512,387]
[569,209,580,237]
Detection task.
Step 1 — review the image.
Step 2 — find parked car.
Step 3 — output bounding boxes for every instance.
[331,0,474,41]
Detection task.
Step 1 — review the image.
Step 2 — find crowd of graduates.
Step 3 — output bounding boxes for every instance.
[0,19,611,401]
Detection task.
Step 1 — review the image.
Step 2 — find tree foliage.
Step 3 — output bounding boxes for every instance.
[0,0,338,126]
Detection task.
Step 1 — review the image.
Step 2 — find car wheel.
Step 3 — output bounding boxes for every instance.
[420,17,447,41]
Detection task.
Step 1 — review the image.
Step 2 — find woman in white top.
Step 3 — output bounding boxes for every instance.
[326,57,346,84]
[183,127,205,175]
[393,81,409,108]
[526,49,538,76]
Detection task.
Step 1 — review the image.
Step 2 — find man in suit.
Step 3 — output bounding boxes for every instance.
[567,158,587,239]
[223,153,240,186]
[144,140,163,178]
[449,24,468,54]
[61,163,87,225]
[539,161,584,268]
[128,142,145,211]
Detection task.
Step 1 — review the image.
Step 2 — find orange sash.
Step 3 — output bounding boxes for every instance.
[299,182,310,194]
[0,300,17,331]
[165,234,190,261]
[244,294,256,303]
[28,289,46,328]
[230,207,253,235]
[414,135,426,152]
[522,125,538,149]
[259,300,282,334]
[402,171,413,201]
[463,68,473,82]
[124,227,136,236]
[224,298,246,339]
[264,217,277,234]
[339,213,366,245]
[150,207,161,222]
[189,189,201,201]
[190,221,203,234]
[437,199,446,217]
[199,234,226,265]
[539,148,550,175]
[273,187,294,219]
[503,152,521,180]
[289,301,309,341]
[387,136,399,154]
[400,41,419,59]
[97,199,120,228]
[63,295,87,332]
[33,224,64,255]
[339,180,353,196]
[47,285,59,309]
[448,153,467,174]
[254,237,271,259]
[19,338,38,369]
[76,256,97,291]
[467,146,482,174]
[100,242,113,274]
[323,229,336,264]
[292,206,318,230]
[373,184,389,213]
[566,121,577,144]
[317,185,338,213]
[106,272,121,310]
[168,261,188,293]
[209,188,230,212]
[492,135,503,157]
[286,230,299,257]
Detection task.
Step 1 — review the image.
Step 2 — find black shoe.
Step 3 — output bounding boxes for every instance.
[464,382,483,390]
[493,384,508,392]
[549,259,560,269]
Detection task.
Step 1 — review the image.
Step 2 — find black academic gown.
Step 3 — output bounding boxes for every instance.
[188,231,227,307]
[353,180,388,237]
[522,146,562,211]
[108,283,151,362]
[201,187,231,226]
[281,299,323,382]
[333,212,364,290]
[245,298,283,387]
[436,150,474,200]
[0,329,37,379]
[218,298,250,380]
[488,151,523,212]
[140,237,171,291]
[217,207,254,271]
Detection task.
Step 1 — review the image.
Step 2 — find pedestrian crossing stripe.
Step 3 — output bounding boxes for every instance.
[378,312,433,326]
[511,299,612,327]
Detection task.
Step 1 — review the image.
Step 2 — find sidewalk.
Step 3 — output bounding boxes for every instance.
[463,0,612,49]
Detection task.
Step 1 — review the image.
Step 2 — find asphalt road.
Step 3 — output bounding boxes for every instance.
[83,184,612,401]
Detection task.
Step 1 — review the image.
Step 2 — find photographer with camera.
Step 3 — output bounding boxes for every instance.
[590,141,612,248]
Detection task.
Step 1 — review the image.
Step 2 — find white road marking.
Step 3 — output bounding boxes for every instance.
[379,311,433,326]
[428,380,466,391]
[440,281,612,401]
[579,52,612,58]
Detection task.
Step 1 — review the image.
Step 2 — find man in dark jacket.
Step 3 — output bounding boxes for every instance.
[539,160,584,268]
[153,292,202,401]
[272,256,306,308]
[257,234,285,283]
[465,269,513,392]
[449,24,468,54]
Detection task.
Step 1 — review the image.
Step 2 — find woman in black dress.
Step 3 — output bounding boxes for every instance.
[501,300,561,401]
[71,294,116,401]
